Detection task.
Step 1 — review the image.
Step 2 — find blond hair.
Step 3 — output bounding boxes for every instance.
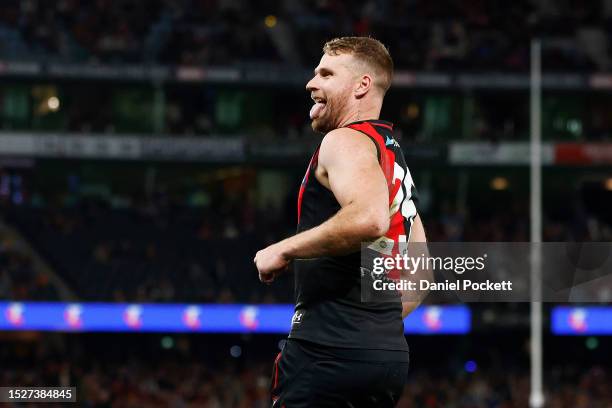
[323,36,394,93]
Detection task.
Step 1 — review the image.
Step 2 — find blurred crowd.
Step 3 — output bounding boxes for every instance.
[1,0,612,71]
[1,340,610,408]
[398,366,611,408]
[0,229,59,300]
[3,184,296,302]
[0,334,274,408]
[3,1,612,141]
[3,204,292,303]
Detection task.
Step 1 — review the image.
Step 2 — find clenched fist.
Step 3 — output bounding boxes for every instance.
[254,243,290,284]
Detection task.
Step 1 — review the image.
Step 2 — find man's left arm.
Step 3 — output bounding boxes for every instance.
[254,128,390,283]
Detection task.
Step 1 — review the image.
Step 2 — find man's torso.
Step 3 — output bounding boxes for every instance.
[289,119,418,357]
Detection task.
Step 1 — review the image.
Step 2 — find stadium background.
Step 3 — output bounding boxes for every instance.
[0,0,611,406]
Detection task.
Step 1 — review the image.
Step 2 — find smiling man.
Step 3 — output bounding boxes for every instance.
[254,37,426,407]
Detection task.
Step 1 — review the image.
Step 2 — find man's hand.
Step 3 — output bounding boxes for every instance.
[254,243,290,284]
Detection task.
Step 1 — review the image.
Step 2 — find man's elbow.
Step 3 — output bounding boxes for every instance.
[358,212,390,240]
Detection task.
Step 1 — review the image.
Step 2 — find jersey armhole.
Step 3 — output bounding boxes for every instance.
[365,135,382,164]
[344,124,383,164]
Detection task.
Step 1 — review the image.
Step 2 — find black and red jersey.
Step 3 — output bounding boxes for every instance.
[289,119,418,353]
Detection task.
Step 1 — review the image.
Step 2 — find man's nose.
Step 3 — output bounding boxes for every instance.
[305,77,317,92]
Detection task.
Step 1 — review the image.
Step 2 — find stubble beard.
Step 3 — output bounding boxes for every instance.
[311,92,351,134]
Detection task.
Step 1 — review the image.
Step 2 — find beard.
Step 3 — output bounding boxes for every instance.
[310,92,350,134]
[311,107,334,134]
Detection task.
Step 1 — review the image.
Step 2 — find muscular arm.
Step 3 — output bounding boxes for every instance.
[254,127,390,282]
[279,127,390,259]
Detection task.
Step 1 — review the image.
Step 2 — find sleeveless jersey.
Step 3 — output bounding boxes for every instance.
[289,119,418,352]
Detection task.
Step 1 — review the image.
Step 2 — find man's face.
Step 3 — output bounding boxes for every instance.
[305,53,359,133]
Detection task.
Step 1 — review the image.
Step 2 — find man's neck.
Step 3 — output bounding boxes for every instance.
[338,105,382,128]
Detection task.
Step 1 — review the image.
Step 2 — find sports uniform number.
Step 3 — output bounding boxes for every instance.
[391,162,417,221]
[368,162,417,255]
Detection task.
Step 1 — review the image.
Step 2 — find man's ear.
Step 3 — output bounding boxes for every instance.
[354,74,372,98]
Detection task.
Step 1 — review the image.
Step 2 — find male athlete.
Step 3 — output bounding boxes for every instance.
[254,37,427,407]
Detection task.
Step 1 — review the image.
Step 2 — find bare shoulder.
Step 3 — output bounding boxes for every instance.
[319,127,377,166]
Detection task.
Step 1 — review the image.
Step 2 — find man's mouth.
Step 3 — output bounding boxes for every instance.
[310,97,327,119]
